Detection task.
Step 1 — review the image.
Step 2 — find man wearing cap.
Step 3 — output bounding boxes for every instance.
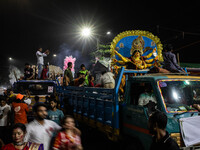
[12,94,29,124]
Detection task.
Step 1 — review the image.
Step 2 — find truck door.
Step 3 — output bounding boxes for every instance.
[122,81,157,150]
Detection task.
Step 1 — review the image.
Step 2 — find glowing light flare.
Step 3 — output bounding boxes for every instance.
[172,90,179,100]
[81,27,92,37]
[106,31,111,35]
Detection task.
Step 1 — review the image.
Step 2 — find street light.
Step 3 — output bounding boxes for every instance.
[81,27,92,37]
[106,31,111,35]
[53,54,57,57]
[9,57,13,61]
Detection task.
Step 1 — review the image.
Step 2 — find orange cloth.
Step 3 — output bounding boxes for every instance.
[16,93,24,100]
[12,102,28,124]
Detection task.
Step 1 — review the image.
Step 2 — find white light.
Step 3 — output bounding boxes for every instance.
[172,90,179,101]
[81,27,91,37]
[185,80,190,85]
[53,54,57,57]
[106,31,111,35]
[9,57,12,60]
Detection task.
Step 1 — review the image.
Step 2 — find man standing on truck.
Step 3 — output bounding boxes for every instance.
[36,47,50,79]
[63,62,73,86]
[148,111,180,150]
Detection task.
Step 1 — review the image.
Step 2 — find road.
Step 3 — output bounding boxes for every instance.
[81,129,121,150]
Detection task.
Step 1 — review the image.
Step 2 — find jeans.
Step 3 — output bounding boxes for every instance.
[38,64,43,79]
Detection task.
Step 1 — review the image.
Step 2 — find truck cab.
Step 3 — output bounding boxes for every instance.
[123,74,200,149]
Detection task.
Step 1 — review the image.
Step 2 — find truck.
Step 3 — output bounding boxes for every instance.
[57,67,200,150]
[13,79,58,121]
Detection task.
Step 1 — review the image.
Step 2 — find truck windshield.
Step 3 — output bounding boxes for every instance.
[158,79,200,112]
[13,82,55,95]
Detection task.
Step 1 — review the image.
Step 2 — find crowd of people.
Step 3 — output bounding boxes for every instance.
[21,47,116,90]
[0,44,190,150]
[0,92,83,150]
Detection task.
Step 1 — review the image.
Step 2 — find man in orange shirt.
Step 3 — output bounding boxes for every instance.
[12,94,29,124]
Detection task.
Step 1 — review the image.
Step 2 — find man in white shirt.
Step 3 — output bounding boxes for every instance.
[25,103,61,150]
[99,71,115,89]
[138,84,157,106]
[36,48,50,79]
[0,98,11,144]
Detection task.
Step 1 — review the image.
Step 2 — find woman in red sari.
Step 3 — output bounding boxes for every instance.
[53,115,82,150]
[1,123,43,150]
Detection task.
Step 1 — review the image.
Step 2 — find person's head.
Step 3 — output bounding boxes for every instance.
[35,95,39,103]
[44,64,49,69]
[164,44,173,52]
[101,70,107,75]
[38,47,43,52]
[0,98,6,107]
[78,78,85,86]
[144,83,153,93]
[68,62,72,69]
[132,50,141,57]
[45,96,50,102]
[12,123,26,144]
[34,103,48,120]
[25,63,30,69]
[88,75,94,81]
[15,93,24,103]
[62,115,75,130]
[10,90,14,95]
[49,99,57,110]
[80,64,85,71]
[148,111,167,135]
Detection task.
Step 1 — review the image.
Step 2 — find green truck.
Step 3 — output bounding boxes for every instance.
[56,67,200,150]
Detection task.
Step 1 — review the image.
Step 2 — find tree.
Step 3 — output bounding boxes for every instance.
[90,44,111,63]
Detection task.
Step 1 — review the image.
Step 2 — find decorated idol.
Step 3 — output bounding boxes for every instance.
[111,30,163,70]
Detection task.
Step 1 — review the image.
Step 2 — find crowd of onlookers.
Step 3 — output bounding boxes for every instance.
[0,91,82,150]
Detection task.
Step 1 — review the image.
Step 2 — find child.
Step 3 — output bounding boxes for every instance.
[88,75,94,87]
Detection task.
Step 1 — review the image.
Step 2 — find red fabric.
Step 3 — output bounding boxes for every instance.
[41,68,48,79]
[89,81,94,87]
[1,143,29,150]
[53,131,81,150]
[12,102,28,124]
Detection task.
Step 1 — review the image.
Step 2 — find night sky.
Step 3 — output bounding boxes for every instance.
[0,0,200,85]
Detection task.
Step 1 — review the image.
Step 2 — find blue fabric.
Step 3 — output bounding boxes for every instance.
[47,109,64,125]
[38,64,43,79]
[163,51,183,72]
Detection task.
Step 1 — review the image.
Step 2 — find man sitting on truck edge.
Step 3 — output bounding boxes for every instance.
[148,111,180,150]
